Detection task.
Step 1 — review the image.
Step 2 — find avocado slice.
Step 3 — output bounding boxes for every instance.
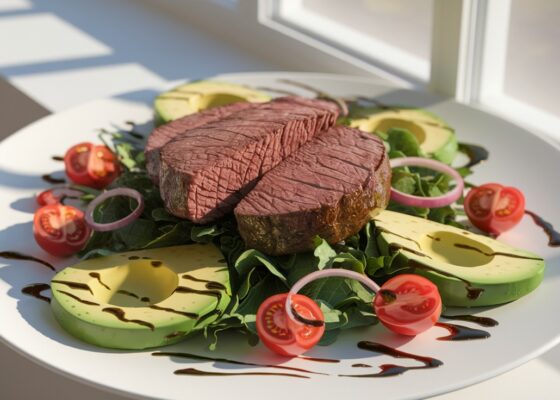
[154,80,270,125]
[373,211,545,307]
[349,108,458,164]
[50,244,231,350]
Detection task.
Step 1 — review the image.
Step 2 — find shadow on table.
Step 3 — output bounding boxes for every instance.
[0,0,272,81]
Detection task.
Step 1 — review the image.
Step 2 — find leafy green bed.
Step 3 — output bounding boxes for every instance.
[78,108,473,349]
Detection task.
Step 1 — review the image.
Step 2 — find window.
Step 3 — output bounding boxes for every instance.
[158,0,559,139]
[504,0,559,116]
[273,0,433,83]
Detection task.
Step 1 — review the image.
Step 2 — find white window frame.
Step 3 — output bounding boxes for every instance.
[262,0,560,139]
[261,0,430,85]
[152,0,559,140]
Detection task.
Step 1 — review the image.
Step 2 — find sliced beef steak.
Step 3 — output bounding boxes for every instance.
[234,126,391,255]
[158,97,339,223]
[145,101,253,183]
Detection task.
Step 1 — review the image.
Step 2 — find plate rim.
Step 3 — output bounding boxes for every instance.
[1,71,559,400]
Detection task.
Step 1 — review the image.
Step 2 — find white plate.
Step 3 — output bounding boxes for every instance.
[1,72,559,400]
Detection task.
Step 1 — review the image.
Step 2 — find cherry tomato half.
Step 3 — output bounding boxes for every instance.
[256,293,325,357]
[33,204,91,257]
[464,183,525,235]
[374,274,441,336]
[36,189,61,206]
[64,142,119,189]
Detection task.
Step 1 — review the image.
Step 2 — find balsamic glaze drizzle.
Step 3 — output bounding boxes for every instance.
[458,143,489,169]
[441,314,499,327]
[297,355,340,363]
[182,274,227,291]
[57,290,100,306]
[339,341,443,378]
[435,322,491,341]
[174,368,309,379]
[408,260,484,300]
[149,305,198,319]
[0,251,55,271]
[116,289,140,299]
[51,280,93,294]
[41,173,65,184]
[102,307,155,330]
[454,243,543,261]
[89,272,110,290]
[291,306,324,327]
[174,286,222,303]
[152,351,327,375]
[525,210,560,247]
[21,283,51,303]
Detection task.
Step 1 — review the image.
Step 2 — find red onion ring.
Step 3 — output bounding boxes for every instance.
[85,188,144,232]
[285,269,380,325]
[389,157,464,208]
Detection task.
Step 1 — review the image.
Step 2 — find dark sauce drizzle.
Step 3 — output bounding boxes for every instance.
[51,280,93,294]
[21,283,51,303]
[41,173,65,184]
[116,289,139,299]
[441,314,499,327]
[408,260,484,300]
[454,243,543,261]
[435,322,490,341]
[339,341,443,378]
[150,305,198,319]
[51,155,64,162]
[102,307,154,330]
[165,331,187,340]
[389,243,431,258]
[525,210,560,247]
[174,286,222,303]
[57,290,99,306]
[151,261,162,268]
[0,251,55,271]
[458,143,489,168]
[376,226,421,248]
[194,309,221,327]
[153,351,327,376]
[352,363,372,368]
[297,355,340,363]
[291,306,324,327]
[182,274,227,291]
[174,368,309,379]
[89,272,110,290]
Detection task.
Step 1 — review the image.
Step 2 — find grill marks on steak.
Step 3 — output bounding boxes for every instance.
[234,126,391,255]
[158,97,339,223]
[145,101,253,182]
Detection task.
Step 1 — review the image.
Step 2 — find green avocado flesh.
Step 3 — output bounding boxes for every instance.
[373,211,545,307]
[349,108,458,164]
[50,244,231,349]
[154,80,270,125]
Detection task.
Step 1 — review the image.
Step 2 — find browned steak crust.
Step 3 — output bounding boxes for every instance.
[234,126,391,255]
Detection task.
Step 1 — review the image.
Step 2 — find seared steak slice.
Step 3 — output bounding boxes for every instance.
[158,97,339,223]
[234,126,391,255]
[145,101,253,183]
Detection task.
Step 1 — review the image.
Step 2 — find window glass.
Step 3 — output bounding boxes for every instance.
[300,0,433,62]
[504,0,560,116]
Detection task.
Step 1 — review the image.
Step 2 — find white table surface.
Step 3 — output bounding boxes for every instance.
[0,1,559,399]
